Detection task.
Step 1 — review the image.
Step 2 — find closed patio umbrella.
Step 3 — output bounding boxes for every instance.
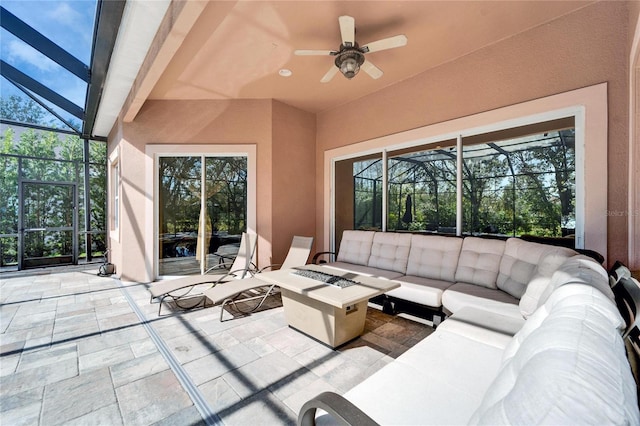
[402,194,413,224]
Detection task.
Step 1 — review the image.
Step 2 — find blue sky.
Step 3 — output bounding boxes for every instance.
[1,0,97,124]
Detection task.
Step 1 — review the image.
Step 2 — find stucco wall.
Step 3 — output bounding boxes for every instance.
[111,99,274,282]
[271,101,317,263]
[315,1,630,266]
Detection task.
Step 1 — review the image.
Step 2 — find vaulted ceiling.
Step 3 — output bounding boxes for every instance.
[94,0,595,136]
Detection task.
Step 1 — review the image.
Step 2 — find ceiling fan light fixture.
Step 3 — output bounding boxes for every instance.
[336,50,364,79]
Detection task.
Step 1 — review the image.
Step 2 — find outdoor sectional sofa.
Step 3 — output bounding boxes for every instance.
[318,230,579,327]
[298,230,639,424]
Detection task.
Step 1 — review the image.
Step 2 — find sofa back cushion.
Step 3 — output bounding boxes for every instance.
[368,232,412,274]
[497,238,576,299]
[519,250,580,318]
[537,255,614,309]
[470,283,638,425]
[455,237,505,289]
[336,230,375,266]
[406,235,463,281]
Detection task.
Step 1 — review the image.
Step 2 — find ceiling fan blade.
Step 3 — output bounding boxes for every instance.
[294,49,336,56]
[320,66,339,83]
[339,15,355,46]
[362,34,408,53]
[361,60,383,80]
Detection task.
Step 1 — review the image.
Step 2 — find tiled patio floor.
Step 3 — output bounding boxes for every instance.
[0,268,434,425]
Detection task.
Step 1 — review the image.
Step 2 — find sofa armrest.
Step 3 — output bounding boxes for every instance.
[297,391,379,426]
[312,251,336,264]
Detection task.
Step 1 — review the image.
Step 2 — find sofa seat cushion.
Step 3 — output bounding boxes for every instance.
[447,307,525,337]
[442,283,521,317]
[336,230,375,266]
[322,325,505,425]
[455,237,505,289]
[497,238,576,299]
[387,275,454,307]
[321,262,404,280]
[406,234,463,281]
[367,232,412,274]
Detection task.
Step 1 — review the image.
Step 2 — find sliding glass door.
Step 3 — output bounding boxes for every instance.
[158,155,247,276]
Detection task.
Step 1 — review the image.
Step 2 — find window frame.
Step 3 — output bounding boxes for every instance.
[145,144,257,280]
[108,147,120,243]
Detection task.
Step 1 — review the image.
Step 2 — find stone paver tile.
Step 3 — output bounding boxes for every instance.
[116,369,193,426]
[338,340,387,367]
[217,389,296,426]
[243,336,278,357]
[78,324,148,356]
[79,343,135,373]
[261,327,318,357]
[0,401,42,426]
[152,406,205,426]
[65,403,123,425]
[165,332,224,364]
[7,310,55,331]
[183,342,260,385]
[199,376,242,413]
[17,343,77,372]
[0,339,25,357]
[110,351,169,388]
[130,339,159,358]
[224,314,287,342]
[282,377,339,415]
[0,305,19,333]
[0,358,78,397]
[318,359,371,393]
[293,344,345,378]
[98,312,140,332]
[41,367,115,425]
[0,386,43,414]
[0,353,20,376]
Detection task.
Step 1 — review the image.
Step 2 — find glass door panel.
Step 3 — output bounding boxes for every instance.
[201,157,247,269]
[21,182,76,268]
[158,157,202,276]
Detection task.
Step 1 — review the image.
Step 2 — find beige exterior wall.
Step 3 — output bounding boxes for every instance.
[109,98,317,281]
[315,1,631,267]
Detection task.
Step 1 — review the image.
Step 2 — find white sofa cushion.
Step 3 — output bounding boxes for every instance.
[330,324,505,425]
[447,307,525,337]
[442,283,521,318]
[518,249,581,318]
[455,237,505,289]
[368,232,412,274]
[497,238,576,299]
[388,275,453,307]
[406,234,463,281]
[471,284,639,425]
[336,230,375,265]
[537,254,614,309]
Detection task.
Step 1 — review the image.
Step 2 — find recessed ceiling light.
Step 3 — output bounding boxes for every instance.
[279,69,292,77]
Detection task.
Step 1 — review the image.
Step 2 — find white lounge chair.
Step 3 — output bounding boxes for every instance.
[205,235,314,321]
[149,232,257,315]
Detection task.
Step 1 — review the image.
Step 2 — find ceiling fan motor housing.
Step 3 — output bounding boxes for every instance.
[335,44,365,79]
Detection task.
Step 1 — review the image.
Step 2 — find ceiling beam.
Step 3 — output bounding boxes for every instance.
[83,0,126,139]
[0,6,89,82]
[1,59,84,120]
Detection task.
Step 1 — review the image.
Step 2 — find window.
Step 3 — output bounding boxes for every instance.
[109,148,120,239]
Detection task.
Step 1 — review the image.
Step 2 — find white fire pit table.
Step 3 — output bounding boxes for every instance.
[254,264,400,348]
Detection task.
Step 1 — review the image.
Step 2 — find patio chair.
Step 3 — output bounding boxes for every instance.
[149,232,257,315]
[204,235,314,321]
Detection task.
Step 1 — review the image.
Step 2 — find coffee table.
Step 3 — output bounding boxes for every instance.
[254,265,400,347]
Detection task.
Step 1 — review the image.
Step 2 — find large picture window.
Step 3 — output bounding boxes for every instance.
[334,120,577,245]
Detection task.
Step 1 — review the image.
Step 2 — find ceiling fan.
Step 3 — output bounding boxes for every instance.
[294,15,408,83]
